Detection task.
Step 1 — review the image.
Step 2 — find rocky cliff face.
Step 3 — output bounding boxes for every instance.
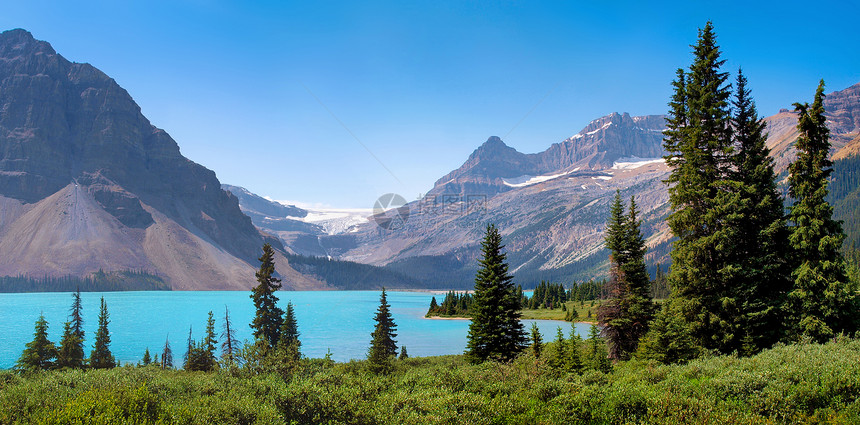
[430,112,666,196]
[0,29,325,290]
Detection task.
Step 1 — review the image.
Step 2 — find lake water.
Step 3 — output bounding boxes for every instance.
[0,291,590,369]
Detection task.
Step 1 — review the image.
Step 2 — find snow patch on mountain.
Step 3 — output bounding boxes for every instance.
[611,157,665,170]
[502,171,570,188]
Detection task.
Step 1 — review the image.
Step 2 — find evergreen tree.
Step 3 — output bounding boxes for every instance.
[399,346,408,360]
[161,336,173,369]
[637,300,700,364]
[786,80,858,341]
[183,325,194,369]
[221,306,239,366]
[277,301,301,362]
[729,69,792,351]
[250,243,284,350]
[368,288,398,373]
[17,314,57,371]
[598,192,655,360]
[566,329,583,374]
[142,348,151,366]
[465,224,527,362]
[586,324,611,372]
[57,289,86,369]
[550,326,567,370]
[203,311,218,371]
[530,323,543,358]
[662,22,744,353]
[89,297,115,369]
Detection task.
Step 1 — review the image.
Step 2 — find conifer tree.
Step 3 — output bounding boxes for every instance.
[566,329,584,374]
[277,301,301,362]
[530,323,543,358]
[586,324,611,372]
[663,22,747,353]
[250,243,284,350]
[598,192,655,360]
[183,325,194,369]
[729,69,792,351]
[161,336,173,369]
[17,314,58,371]
[221,306,239,366]
[637,300,700,364]
[399,346,408,360]
[142,348,151,366]
[550,327,567,370]
[465,224,527,362]
[89,297,115,369]
[57,289,86,368]
[787,80,859,341]
[203,311,218,371]
[368,288,398,374]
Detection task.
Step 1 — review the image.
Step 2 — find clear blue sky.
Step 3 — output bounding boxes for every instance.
[3,1,859,208]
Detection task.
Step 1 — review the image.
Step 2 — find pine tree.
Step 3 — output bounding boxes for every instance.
[368,288,398,374]
[399,346,408,360]
[663,22,742,353]
[277,301,301,362]
[729,69,792,351]
[465,224,527,362]
[57,289,86,369]
[221,306,239,366]
[142,348,151,366]
[598,192,655,360]
[566,329,583,374]
[550,326,567,370]
[183,325,194,369]
[203,311,218,371]
[637,300,700,364]
[787,80,859,341]
[250,243,284,350]
[530,323,543,358]
[17,314,58,371]
[89,297,115,369]
[586,324,611,372]
[161,336,173,369]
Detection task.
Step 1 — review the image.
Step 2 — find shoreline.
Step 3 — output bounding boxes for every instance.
[424,315,596,325]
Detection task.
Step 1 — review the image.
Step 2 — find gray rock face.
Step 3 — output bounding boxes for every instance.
[0,29,324,289]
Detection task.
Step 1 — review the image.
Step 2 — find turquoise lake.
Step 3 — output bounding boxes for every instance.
[0,291,590,369]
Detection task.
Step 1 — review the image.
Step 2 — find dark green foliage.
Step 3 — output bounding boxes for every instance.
[221,306,239,367]
[89,297,115,369]
[586,324,611,373]
[786,80,859,341]
[285,253,424,289]
[426,290,473,316]
[276,302,302,364]
[16,314,57,371]
[4,341,860,424]
[368,288,398,374]
[142,348,151,366]
[57,289,85,369]
[524,281,568,309]
[828,155,860,250]
[465,224,527,363]
[399,346,408,360]
[549,327,567,370]
[0,270,169,292]
[637,300,700,364]
[598,192,656,360]
[250,243,284,350]
[530,323,543,358]
[203,311,218,370]
[161,337,173,369]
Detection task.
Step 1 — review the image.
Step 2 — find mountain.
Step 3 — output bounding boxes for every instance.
[315,83,860,289]
[0,29,326,290]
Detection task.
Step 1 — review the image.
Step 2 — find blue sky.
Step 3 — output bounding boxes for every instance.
[3,1,859,208]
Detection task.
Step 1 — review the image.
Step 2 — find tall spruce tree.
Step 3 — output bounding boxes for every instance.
[530,323,543,358]
[787,80,858,341]
[368,288,398,374]
[89,297,115,369]
[250,243,284,350]
[598,192,655,360]
[465,224,527,362]
[277,301,302,362]
[203,311,218,371]
[57,289,86,369]
[142,348,151,366]
[729,70,792,351]
[663,22,746,353]
[17,314,58,371]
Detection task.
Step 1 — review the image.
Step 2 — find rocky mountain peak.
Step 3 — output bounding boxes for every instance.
[0,29,55,57]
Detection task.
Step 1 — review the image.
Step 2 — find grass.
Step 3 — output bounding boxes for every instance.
[520,301,603,323]
[2,339,860,424]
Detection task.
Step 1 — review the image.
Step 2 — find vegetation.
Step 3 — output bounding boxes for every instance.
[56,289,85,369]
[368,288,398,374]
[0,270,169,292]
[285,253,424,290]
[598,191,656,360]
[89,297,115,369]
[250,243,284,351]
[16,314,58,371]
[786,80,859,341]
[465,224,527,363]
